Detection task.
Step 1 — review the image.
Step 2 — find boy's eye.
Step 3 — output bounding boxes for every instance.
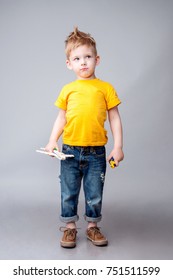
[86,55,91,59]
[74,57,79,61]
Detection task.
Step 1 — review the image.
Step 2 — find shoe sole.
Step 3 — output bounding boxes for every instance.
[87,236,108,246]
[60,241,76,248]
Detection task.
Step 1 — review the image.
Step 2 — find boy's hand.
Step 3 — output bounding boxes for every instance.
[45,141,59,154]
[107,147,124,167]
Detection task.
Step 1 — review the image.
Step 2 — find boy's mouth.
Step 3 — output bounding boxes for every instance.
[81,68,88,71]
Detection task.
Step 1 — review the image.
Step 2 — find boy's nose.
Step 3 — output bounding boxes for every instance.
[81,59,86,65]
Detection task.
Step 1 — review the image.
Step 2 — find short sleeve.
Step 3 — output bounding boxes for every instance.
[54,86,67,110]
[106,84,121,110]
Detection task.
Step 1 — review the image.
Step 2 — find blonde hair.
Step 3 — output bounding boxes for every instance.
[65,27,97,59]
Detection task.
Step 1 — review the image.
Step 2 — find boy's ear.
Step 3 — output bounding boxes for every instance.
[96,55,100,66]
[66,60,72,70]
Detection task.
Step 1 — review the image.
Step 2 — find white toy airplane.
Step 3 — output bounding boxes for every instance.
[36,148,74,160]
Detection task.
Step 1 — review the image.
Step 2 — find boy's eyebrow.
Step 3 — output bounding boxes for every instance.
[71,55,80,60]
[72,52,93,57]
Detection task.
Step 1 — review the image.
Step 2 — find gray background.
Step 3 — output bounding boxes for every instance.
[0,0,173,260]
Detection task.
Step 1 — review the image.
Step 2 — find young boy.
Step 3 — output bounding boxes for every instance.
[45,27,124,248]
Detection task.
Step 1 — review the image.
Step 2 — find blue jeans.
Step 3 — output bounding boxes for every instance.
[59,145,107,223]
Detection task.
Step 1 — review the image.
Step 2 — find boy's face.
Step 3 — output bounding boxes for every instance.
[66,45,100,80]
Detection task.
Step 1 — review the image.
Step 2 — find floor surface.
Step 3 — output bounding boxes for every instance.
[1,195,173,260]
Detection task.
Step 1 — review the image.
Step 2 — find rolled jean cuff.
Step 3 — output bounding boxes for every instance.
[60,214,79,223]
[84,215,102,223]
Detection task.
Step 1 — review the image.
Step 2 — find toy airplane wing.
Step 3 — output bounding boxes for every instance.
[36,148,74,160]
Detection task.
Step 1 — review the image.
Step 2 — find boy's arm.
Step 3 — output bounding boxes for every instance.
[45,109,66,152]
[108,106,124,166]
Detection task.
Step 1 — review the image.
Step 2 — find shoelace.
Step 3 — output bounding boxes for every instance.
[87,227,103,237]
[59,227,81,238]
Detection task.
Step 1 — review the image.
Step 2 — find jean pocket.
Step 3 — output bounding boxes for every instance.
[62,144,74,153]
[93,146,105,157]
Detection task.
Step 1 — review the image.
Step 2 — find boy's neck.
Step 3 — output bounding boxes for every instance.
[77,74,97,80]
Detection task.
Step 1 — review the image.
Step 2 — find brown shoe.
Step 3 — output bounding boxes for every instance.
[60,227,77,248]
[86,227,108,246]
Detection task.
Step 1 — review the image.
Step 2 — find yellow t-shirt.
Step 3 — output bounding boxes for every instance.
[55,78,121,146]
